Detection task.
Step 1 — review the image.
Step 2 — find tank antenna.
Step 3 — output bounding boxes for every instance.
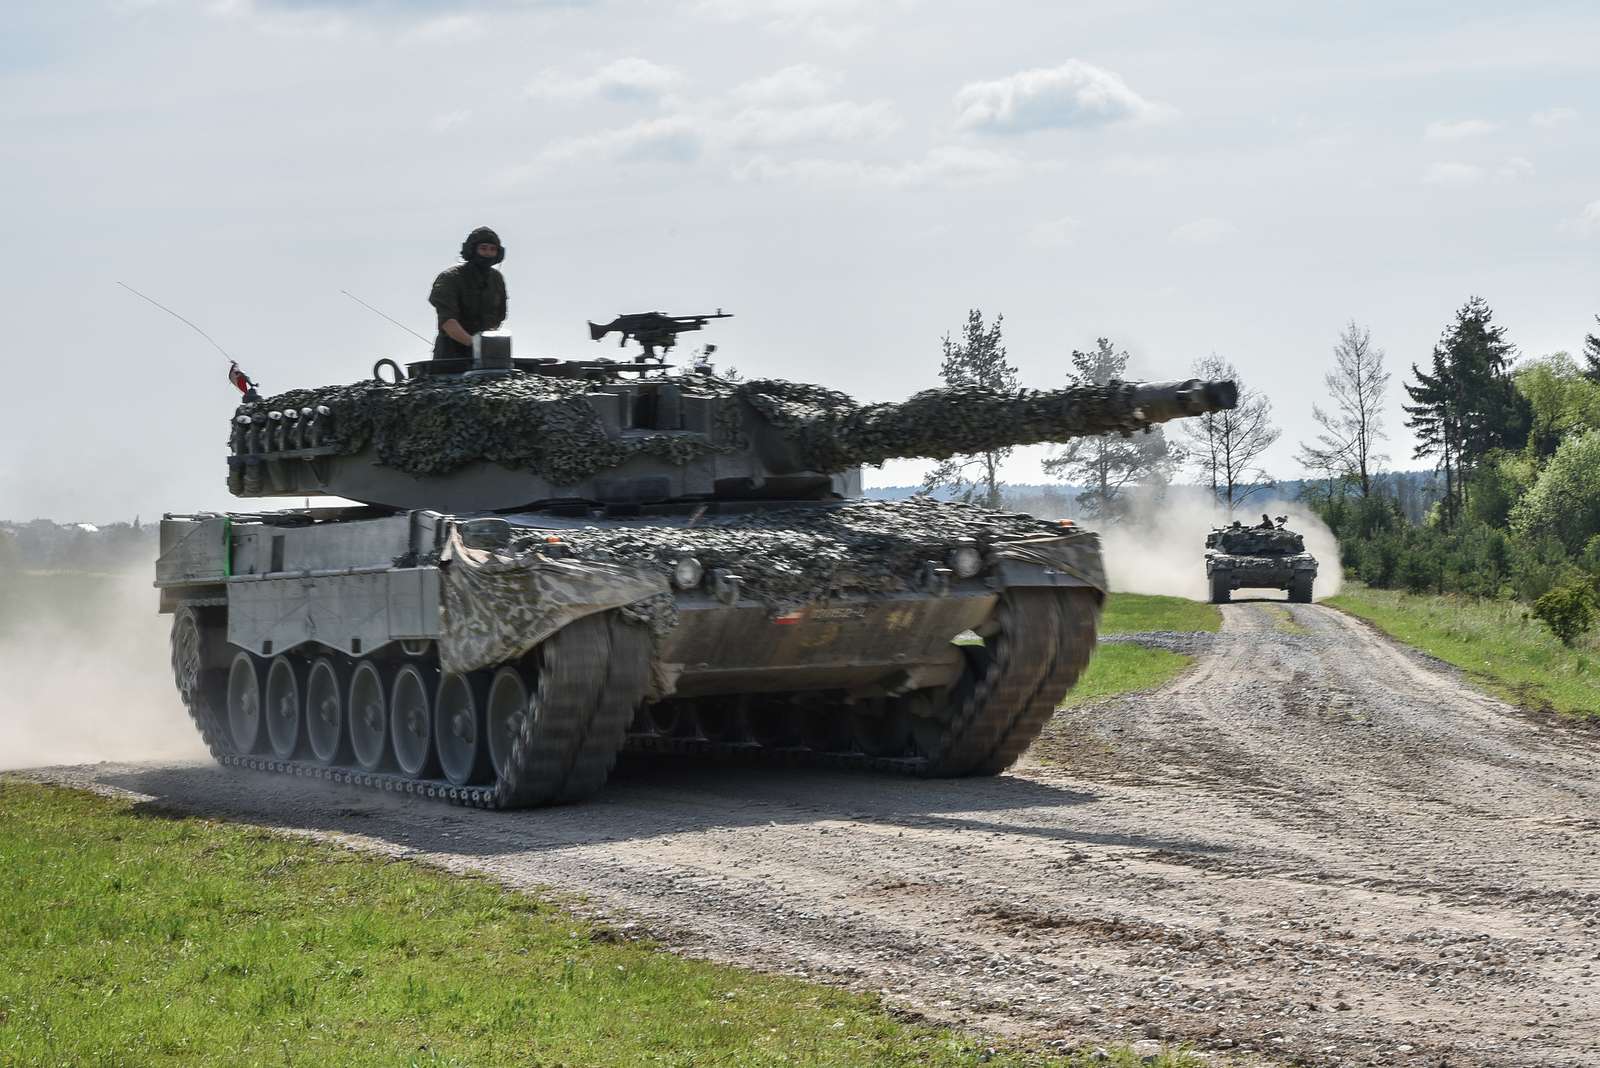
[340,289,431,346]
[117,281,236,362]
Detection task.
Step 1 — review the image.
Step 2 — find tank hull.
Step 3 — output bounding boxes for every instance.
[158,501,1105,807]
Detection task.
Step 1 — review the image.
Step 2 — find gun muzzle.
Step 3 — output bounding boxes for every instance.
[1127,379,1238,423]
[588,321,608,342]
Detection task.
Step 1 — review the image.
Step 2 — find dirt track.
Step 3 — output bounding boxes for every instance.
[25,601,1600,1067]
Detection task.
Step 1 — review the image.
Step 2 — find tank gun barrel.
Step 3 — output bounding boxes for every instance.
[767,378,1237,473]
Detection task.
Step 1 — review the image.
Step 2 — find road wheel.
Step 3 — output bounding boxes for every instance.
[226,651,265,754]
[305,657,348,766]
[390,663,439,778]
[264,655,305,759]
[348,661,391,772]
[436,672,490,786]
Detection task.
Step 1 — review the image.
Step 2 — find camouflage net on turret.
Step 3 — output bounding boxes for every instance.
[248,374,738,484]
[244,372,1190,486]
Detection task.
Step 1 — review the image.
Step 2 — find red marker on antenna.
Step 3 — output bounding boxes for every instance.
[228,361,261,402]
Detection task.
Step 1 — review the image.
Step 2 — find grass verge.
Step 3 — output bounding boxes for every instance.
[1060,644,1194,708]
[0,781,1207,1068]
[1052,594,1216,708]
[1099,594,1221,636]
[1327,583,1600,721]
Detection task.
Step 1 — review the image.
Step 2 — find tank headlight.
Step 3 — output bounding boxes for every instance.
[948,545,983,579]
[672,557,704,589]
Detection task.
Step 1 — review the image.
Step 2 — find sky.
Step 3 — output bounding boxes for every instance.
[1,0,1596,521]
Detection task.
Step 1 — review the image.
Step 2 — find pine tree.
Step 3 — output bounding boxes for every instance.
[1042,337,1178,516]
[1403,296,1529,525]
[921,310,1016,508]
[1583,315,1600,382]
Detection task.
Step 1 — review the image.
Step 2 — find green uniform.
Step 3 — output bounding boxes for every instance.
[429,263,507,358]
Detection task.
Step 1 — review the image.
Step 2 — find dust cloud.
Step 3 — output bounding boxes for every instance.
[1094,495,1344,603]
[0,569,207,771]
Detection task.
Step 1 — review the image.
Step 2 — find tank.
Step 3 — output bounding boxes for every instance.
[1204,516,1319,604]
[157,321,1237,808]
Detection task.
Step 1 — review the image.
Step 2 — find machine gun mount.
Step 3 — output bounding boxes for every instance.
[588,310,732,359]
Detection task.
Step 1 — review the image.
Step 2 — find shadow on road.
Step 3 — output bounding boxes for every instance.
[74,756,1230,862]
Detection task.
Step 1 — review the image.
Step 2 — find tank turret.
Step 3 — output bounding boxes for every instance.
[228,338,1236,511]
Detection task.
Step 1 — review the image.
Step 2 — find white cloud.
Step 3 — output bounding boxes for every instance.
[1423,118,1497,140]
[1028,217,1080,248]
[1531,107,1579,128]
[734,145,1020,189]
[541,116,705,165]
[527,58,685,105]
[728,99,899,148]
[1421,161,1485,186]
[1170,218,1233,244]
[733,64,841,107]
[1562,200,1600,237]
[954,60,1162,134]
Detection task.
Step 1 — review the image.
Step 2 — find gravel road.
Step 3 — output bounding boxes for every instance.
[23,601,1600,1067]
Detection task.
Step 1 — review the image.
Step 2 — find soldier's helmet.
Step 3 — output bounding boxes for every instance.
[460,225,505,265]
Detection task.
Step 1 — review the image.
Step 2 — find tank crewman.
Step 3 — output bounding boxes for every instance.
[429,226,508,359]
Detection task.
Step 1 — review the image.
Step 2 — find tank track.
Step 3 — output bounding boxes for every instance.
[169,588,1100,808]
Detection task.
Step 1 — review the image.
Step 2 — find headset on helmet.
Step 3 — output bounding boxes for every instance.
[460,226,505,265]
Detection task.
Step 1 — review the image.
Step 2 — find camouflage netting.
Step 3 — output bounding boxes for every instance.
[244,372,1205,486]
[739,380,1177,471]
[1211,527,1307,555]
[248,374,741,484]
[510,496,1103,611]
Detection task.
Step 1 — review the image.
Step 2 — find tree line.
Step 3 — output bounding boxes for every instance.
[923,303,1600,643]
[921,310,1282,514]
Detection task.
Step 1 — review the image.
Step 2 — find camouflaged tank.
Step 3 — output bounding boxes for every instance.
[157,328,1237,808]
[1205,519,1318,604]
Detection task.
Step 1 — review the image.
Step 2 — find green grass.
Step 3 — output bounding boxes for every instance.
[0,782,1209,1068]
[1098,594,1221,636]
[1048,594,1216,708]
[1060,644,1194,708]
[1328,584,1600,720]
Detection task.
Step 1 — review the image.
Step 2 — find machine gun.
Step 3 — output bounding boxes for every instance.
[588,310,732,359]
